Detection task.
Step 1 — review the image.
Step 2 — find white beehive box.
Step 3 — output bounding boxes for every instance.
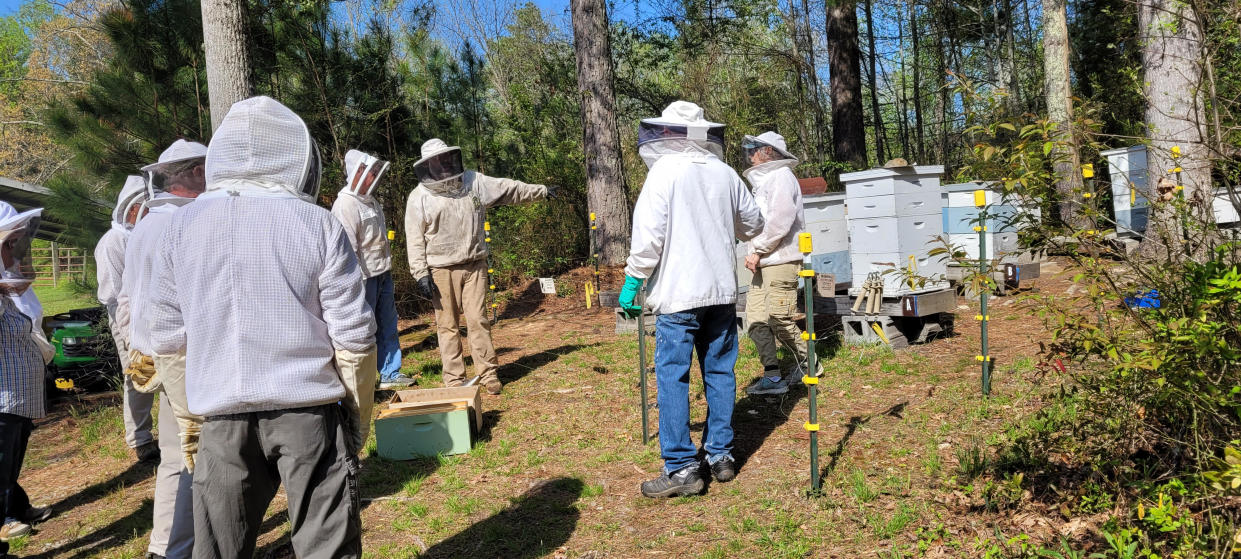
[1215,188,1240,226]
[1101,145,1149,236]
[802,192,852,285]
[841,166,947,295]
[803,192,849,253]
[941,182,1035,261]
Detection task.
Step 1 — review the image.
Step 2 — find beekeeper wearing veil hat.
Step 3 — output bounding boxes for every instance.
[118,138,207,559]
[739,131,817,397]
[405,138,557,395]
[93,175,159,464]
[0,201,55,549]
[145,95,376,559]
[617,100,765,498]
[332,149,413,390]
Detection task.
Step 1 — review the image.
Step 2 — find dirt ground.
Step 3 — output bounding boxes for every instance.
[11,261,1083,558]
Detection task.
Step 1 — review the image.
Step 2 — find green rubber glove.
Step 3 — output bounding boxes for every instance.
[618,275,644,318]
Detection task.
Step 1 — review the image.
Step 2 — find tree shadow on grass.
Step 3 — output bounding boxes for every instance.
[45,458,156,518]
[496,280,549,321]
[820,401,908,480]
[497,344,596,385]
[419,477,584,559]
[25,497,153,559]
[731,333,844,471]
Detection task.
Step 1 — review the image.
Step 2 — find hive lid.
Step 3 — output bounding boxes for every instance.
[839,165,944,183]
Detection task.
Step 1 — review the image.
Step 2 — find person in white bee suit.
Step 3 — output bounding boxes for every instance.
[404,138,556,395]
[739,132,816,396]
[331,150,412,390]
[117,139,206,559]
[93,175,158,463]
[146,96,376,559]
[0,202,55,549]
[617,101,765,498]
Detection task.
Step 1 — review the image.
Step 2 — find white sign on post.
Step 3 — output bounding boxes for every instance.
[539,278,556,294]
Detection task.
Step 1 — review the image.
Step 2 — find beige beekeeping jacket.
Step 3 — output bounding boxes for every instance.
[404,170,548,278]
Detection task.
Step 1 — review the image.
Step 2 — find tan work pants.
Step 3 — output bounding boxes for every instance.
[746,262,808,371]
[431,260,498,387]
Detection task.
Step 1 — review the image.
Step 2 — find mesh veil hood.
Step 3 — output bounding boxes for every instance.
[205,96,322,201]
[112,175,148,227]
[341,149,389,198]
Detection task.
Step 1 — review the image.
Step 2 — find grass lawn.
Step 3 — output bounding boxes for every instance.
[15,265,1078,558]
[33,281,98,316]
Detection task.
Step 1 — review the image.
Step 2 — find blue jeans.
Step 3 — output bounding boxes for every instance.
[654,304,739,473]
[364,271,404,381]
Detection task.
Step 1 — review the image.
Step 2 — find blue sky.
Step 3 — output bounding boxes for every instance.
[0,0,574,18]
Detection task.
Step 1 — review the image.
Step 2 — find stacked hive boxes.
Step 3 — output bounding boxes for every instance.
[840,166,947,294]
[803,192,850,287]
[1103,144,1239,230]
[1101,146,1149,236]
[942,182,1037,260]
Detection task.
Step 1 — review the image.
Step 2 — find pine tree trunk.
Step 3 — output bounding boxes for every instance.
[570,0,632,266]
[1136,0,1209,259]
[911,0,925,163]
[934,1,949,165]
[897,13,910,159]
[201,0,252,132]
[863,0,886,163]
[785,0,813,159]
[827,0,867,168]
[1042,0,1084,227]
[801,0,827,161]
[1002,0,1021,112]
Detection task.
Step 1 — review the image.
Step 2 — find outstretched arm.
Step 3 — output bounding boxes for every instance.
[475,172,550,207]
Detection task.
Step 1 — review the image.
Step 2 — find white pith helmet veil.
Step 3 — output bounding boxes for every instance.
[413,139,464,185]
[0,201,41,296]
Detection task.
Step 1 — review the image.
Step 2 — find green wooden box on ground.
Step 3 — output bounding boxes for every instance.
[374,386,483,460]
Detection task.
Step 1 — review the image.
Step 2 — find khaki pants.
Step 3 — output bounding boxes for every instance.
[431,260,498,387]
[745,262,807,372]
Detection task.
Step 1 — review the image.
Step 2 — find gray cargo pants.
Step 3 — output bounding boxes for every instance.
[192,403,361,559]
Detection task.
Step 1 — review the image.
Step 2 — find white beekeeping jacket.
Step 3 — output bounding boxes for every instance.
[742,159,805,267]
[96,175,147,321]
[119,204,179,355]
[146,95,376,417]
[331,150,392,279]
[625,148,765,315]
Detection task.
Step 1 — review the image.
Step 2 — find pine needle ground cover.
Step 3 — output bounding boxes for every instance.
[10,262,1186,558]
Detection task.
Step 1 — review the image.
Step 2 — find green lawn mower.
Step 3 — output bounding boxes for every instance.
[42,307,122,393]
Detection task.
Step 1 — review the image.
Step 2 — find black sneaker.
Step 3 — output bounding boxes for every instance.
[135,441,160,463]
[708,456,736,482]
[24,505,52,524]
[640,464,705,498]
